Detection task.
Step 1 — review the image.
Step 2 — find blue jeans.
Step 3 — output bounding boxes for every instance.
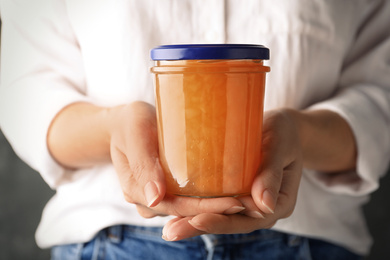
[51,225,362,260]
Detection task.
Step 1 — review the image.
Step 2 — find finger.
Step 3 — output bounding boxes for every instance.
[237,196,266,219]
[136,204,169,219]
[187,213,273,235]
[150,194,245,217]
[162,217,205,241]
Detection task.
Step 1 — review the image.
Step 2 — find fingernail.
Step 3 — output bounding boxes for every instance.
[262,189,276,214]
[162,234,178,241]
[245,211,265,219]
[224,206,246,215]
[144,181,159,207]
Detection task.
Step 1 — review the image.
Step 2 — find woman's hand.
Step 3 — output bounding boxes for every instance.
[48,101,245,219]
[161,109,304,240]
[107,101,245,218]
[161,106,357,241]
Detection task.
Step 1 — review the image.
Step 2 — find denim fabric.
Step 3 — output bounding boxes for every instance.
[51,225,362,260]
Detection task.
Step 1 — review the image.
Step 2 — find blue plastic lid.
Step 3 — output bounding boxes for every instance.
[151,44,269,60]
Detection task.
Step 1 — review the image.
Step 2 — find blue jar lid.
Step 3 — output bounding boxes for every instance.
[151,44,269,60]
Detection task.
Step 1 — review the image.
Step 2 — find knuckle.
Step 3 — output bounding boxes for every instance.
[128,160,157,184]
[129,162,147,177]
[119,175,139,204]
[169,199,186,217]
[170,204,184,217]
[268,168,283,183]
[136,205,156,218]
[196,199,206,212]
[123,192,136,204]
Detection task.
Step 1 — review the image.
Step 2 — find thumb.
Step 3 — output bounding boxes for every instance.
[110,102,166,208]
[251,165,281,214]
[136,158,165,207]
[112,147,166,207]
[141,158,166,208]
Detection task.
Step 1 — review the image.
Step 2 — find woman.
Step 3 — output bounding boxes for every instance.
[1,0,389,259]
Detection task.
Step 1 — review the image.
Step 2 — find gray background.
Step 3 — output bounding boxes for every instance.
[1,128,390,260]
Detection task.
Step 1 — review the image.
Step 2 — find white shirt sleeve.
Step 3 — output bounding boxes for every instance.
[0,0,90,188]
[308,1,390,196]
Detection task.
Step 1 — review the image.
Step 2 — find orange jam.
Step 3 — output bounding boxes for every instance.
[151,45,270,197]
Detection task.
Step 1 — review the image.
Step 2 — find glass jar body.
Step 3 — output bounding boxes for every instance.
[152,59,269,197]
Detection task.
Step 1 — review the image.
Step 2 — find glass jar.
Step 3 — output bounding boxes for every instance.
[150,44,270,197]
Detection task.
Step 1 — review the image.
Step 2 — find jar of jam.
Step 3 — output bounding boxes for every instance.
[151,44,270,197]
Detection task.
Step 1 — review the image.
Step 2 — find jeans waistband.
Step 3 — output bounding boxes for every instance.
[52,225,363,260]
[104,224,300,246]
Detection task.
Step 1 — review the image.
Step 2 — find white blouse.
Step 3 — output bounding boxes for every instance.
[1,0,390,255]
